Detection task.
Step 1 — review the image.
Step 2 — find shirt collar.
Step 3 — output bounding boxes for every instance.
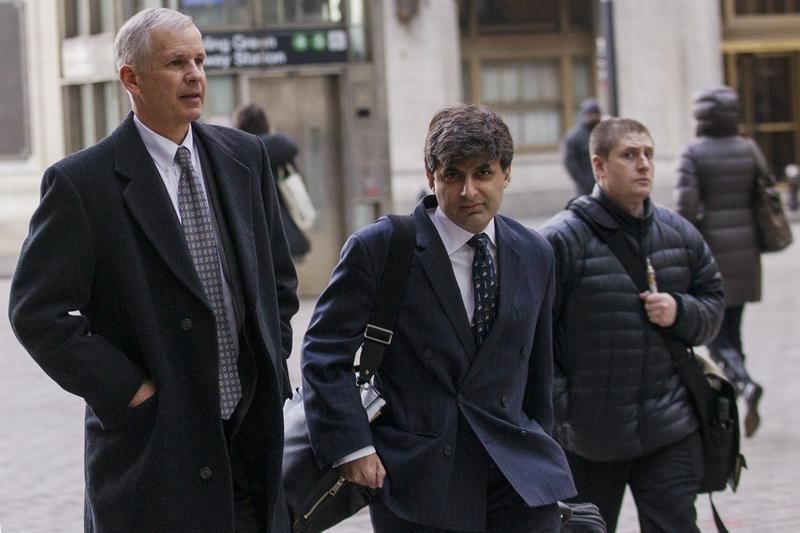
[430,206,496,255]
[133,115,196,171]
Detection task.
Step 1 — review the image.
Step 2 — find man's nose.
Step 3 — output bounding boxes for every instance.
[186,62,203,80]
[460,178,478,197]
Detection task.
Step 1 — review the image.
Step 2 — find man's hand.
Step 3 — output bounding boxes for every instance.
[639,291,677,327]
[128,379,156,407]
[339,453,386,489]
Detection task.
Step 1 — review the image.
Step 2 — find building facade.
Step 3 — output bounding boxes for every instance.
[1,0,795,293]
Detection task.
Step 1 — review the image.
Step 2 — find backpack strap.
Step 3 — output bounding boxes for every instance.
[567,203,711,420]
[355,214,416,387]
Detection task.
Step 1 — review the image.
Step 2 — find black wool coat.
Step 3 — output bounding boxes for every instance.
[9,114,299,531]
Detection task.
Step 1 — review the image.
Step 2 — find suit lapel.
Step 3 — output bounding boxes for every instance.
[461,216,523,386]
[414,202,476,361]
[116,115,206,304]
[192,122,257,308]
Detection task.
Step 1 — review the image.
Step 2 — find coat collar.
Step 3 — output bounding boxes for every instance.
[115,114,255,306]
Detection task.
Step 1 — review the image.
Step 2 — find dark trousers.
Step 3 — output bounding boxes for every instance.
[566,432,703,533]
[708,304,752,391]
[369,464,561,533]
[226,426,267,533]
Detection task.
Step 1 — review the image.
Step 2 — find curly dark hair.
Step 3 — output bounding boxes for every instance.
[424,104,513,173]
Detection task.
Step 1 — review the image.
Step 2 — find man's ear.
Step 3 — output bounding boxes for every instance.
[426,169,435,191]
[591,154,604,181]
[119,65,139,96]
[503,165,511,188]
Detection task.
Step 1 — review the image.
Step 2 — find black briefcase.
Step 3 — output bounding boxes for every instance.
[282,388,385,533]
[282,215,415,533]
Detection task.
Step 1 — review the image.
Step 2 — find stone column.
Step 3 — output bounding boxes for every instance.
[382,0,462,212]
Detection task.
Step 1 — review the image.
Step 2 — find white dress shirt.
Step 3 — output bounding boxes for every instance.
[334,206,497,467]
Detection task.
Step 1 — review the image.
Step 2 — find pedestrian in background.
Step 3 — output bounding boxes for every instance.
[561,98,602,196]
[233,103,311,262]
[541,118,724,532]
[8,8,298,531]
[302,104,576,532]
[674,86,765,438]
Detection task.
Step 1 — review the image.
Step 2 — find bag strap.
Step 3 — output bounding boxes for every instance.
[745,138,771,182]
[569,202,728,531]
[567,203,711,421]
[355,214,416,387]
[709,494,729,533]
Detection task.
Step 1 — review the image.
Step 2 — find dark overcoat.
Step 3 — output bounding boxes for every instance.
[9,114,299,531]
[674,87,762,307]
[301,196,576,531]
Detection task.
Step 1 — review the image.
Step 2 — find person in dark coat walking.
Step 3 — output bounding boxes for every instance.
[233,103,311,261]
[561,99,602,196]
[541,118,724,532]
[674,86,765,437]
[8,8,298,531]
[302,105,576,532]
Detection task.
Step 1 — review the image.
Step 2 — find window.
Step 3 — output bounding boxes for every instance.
[63,86,84,155]
[481,60,562,146]
[205,75,236,125]
[63,81,123,154]
[460,0,596,151]
[477,0,560,33]
[0,1,29,158]
[733,0,800,15]
[178,0,347,28]
[179,0,251,28]
[261,0,344,24]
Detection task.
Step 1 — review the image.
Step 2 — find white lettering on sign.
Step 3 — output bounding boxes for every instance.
[203,35,231,54]
[232,34,279,51]
[203,53,232,69]
[233,50,288,67]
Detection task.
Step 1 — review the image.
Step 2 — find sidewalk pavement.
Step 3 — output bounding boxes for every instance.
[2,219,800,532]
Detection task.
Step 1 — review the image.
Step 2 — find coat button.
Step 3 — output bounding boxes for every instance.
[518,430,528,438]
[443,446,452,457]
[180,318,193,331]
[457,394,464,403]
[501,396,509,407]
[199,466,212,480]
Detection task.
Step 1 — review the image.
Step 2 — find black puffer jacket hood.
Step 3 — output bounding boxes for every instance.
[693,86,739,137]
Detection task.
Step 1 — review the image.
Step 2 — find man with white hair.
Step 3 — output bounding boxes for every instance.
[9,8,298,531]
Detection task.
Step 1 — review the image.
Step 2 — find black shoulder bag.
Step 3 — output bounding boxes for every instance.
[568,203,744,533]
[282,214,416,533]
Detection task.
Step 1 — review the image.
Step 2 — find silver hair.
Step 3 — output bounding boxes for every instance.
[114,8,195,69]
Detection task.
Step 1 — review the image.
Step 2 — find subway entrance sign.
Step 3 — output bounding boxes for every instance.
[202,29,348,70]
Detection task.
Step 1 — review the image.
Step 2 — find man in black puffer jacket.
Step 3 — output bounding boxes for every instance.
[541,118,724,533]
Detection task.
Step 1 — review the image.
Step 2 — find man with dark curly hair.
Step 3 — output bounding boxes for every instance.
[301,104,576,532]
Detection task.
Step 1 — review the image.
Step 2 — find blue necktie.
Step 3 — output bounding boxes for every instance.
[176,146,241,419]
[468,233,498,346]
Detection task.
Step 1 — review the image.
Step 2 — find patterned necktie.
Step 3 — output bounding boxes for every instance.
[468,233,498,346]
[175,146,241,419]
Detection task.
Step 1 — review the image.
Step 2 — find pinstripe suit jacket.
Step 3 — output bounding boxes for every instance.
[301,196,575,530]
